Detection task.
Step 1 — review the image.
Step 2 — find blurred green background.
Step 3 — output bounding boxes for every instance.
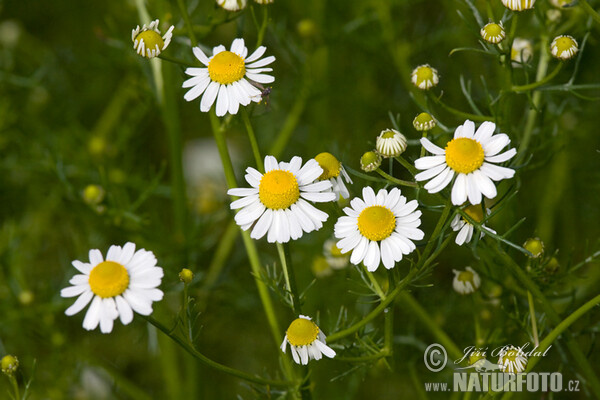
[1,0,599,398]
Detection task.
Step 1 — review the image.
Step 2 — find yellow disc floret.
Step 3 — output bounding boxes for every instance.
[463,205,484,224]
[357,206,396,242]
[445,138,485,174]
[259,170,300,210]
[314,152,341,180]
[135,30,164,53]
[457,269,475,283]
[208,51,246,85]
[89,261,130,298]
[287,318,319,346]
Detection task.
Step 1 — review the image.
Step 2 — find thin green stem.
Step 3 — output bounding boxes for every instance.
[511,63,562,92]
[277,242,302,314]
[144,316,292,387]
[399,292,463,360]
[177,0,198,47]
[364,268,386,300]
[527,290,539,347]
[428,93,493,122]
[158,54,194,67]
[182,282,191,340]
[394,155,419,176]
[375,168,419,188]
[256,6,269,48]
[241,108,265,172]
[420,130,430,158]
[9,375,20,400]
[384,306,394,357]
[515,34,550,164]
[579,0,600,25]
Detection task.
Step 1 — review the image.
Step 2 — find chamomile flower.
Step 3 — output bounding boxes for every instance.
[360,151,382,172]
[334,187,424,272]
[480,22,506,44]
[323,238,350,270]
[502,0,535,11]
[280,315,336,365]
[550,35,578,60]
[511,38,533,66]
[183,38,275,117]
[523,237,544,258]
[228,155,336,243]
[254,0,274,3]
[131,20,174,59]
[216,0,246,11]
[452,267,481,295]
[415,120,516,206]
[498,346,528,374]
[413,112,437,131]
[61,243,164,334]
[376,129,407,158]
[550,0,572,7]
[451,205,496,246]
[314,152,352,200]
[411,64,439,90]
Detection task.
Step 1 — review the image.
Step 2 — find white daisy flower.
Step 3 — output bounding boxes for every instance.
[480,22,506,44]
[511,38,533,66]
[334,187,424,272]
[61,242,164,334]
[451,205,496,246]
[323,238,350,270]
[411,64,439,90]
[414,120,517,206]
[498,345,528,374]
[228,155,336,243]
[131,19,174,59]
[183,38,275,117]
[452,266,481,295]
[376,129,408,158]
[314,152,352,200]
[550,35,578,60]
[502,0,535,11]
[216,0,247,11]
[280,315,336,365]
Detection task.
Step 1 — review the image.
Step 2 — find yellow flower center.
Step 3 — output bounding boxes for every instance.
[445,138,485,174]
[88,261,130,298]
[330,243,344,257]
[258,170,300,210]
[457,270,475,283]
[554,36,576,55]
[208,51,246,85]
[135,30,164,52]
[463,205,484,223]
[381,131,396,139]
[314,152,341,180]
[357,205,396,242]
[484,23,503,37]
[287,318,319,346]
[414,66,434,85]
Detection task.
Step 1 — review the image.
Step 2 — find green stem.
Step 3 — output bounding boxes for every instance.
[241,108,265,172]
[182,282,191,340]
[364,268,386,300]
[277,242,302,314]
[375,168,419,188]
[527,290,539,347]
[394,155,419,176]
[269,83,310,158]
[511,63,562,92]
[256,6,269,48]
[9,375,20,400]
[579,0,600,25]
[144,316,291,387]
[428,93,493,122]
[399,292,463,360]
[384,307,394,355]
[176,0,198,47]
[420,130,430,158]
[209,112,292,376]
[515,34,550,164]
[158,54,194,67]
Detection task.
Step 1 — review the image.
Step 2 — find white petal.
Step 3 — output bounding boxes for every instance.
[216,84,229,117]
[82,296,102,331]
[415,156,446,170]
[89,249,103,265]
[200,81,220,112]
[414,163,446,181]
[363,241,381,272]
[285,209,303,240]
[246,55,276,68]
[480,162,515,181]
[300,191,336,203]
[362,187,376,205]
[61,285,88,298]
[123,290,153,315]
[246,72,275,84]
[264,156,278,172]
[183,76,210,101]
[451,173,468,205]
[65,290,93,315]
[192,47,210,65]
[420,137,446,155]
[72,260,92,274]
[380,239,395,269]
[230,194,259,209]
[115,295,134,325]
[424,167,453,193]
[212,45,226,55]
[456,120,475,138]
[350,236,369,265]
[227,85,240,115]
[474,121,496,142]
[296,159,322,185]
[456,225,471,245]
[246,46,266,63]
[227,187,259,197]
[230,38,245,55]
[482,134,510,156]
[301,180,333,192]
[466,174,483,205]
[485,148,516,163]
[315,340,336,358]
[119,243,136,265]
[472,170,497,199]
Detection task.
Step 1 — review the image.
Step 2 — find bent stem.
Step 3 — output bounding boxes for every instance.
[144,315,291,387]
[375,168,419,188]
[511,63,562,93]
